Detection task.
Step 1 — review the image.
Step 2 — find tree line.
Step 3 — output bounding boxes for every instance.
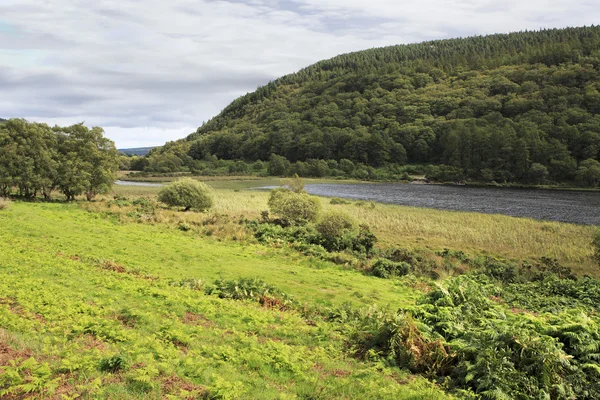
[137,26,600,186]
[0,119,119,200]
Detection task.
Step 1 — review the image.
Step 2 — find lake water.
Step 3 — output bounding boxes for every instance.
[303,183,600,226]
[115,180,600,225]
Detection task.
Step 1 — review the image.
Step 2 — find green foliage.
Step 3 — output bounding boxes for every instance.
[267,188,320,226]
[594,229,600,266]
[0,202,442,399]
[267,153,290,176]
[0,119,118,200]
[206,277,295,310]
[158,178,214,211]
[98,354,129,373]
[284,174,305,193]
[330,197,350,205]
[371,259,411,279]
[348,275,600,399]
[0,357,61,398]
[316,211,356,250]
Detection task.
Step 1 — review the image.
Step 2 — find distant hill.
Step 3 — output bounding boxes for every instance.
[141,26,600,185]
[118,147,155,156]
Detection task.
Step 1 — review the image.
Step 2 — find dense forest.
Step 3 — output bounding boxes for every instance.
[0,119,119,200]
[138,26,600,186]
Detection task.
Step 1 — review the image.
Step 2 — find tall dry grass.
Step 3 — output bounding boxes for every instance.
[0,197,11,210]
[108,185,598,275]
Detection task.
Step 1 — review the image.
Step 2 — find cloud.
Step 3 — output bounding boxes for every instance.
[0,0,598,147]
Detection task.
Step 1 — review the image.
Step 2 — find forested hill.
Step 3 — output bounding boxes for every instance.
[144,26,600,185]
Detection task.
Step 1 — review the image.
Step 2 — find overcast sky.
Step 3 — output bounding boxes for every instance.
[1,1,599,148]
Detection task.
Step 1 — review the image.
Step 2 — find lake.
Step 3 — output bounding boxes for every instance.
[115,180,600,225]
[303,183,600,226]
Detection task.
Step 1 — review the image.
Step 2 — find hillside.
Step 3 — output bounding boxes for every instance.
[142,26,600,185]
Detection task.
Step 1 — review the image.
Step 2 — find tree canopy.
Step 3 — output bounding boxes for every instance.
[0,119,119,200]
[140,26,600,186]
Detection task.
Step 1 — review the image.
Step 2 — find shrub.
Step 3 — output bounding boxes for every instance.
[283,174,305,193]
[267,188,320,226]
[330,198,350,205]
[0,197,11,210]
[206,277,295,310]
[352,224,377,256]
[371,258,411,278]
[99,354,129,372]
[593,229,600,266]
[316,211,356,251]
[157,178,213,211]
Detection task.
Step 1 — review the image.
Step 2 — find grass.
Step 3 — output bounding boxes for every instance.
[0,202,450,399]
[109,182,599,276]
[1,179,597,398]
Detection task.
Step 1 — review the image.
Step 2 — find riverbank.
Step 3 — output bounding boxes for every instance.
[109,182,598,277]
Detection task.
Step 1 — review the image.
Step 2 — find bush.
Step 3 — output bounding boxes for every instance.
[330,198,350,205]
[206,277,295,310]
[0,197,11,210]
[267,188,320,226]
[316,211,356,251]
[157,178,213,211]
[593,229,600,266]
[371,258,411,278]
[352,224,377,256]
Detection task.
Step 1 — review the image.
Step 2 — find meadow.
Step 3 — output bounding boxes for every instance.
[0,202,449,399]
[1,178,599,399]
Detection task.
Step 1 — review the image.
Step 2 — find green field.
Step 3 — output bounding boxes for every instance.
[1,182,599,399]
[0,202,449,399]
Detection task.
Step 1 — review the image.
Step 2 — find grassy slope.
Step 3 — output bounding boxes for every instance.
[0,202,448,399]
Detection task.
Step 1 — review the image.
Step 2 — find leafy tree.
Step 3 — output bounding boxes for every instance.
[528,163,549,184]
[575,159,600,187]
[158,178,213,211]
[55,124,119,201]
[268,154,290,176]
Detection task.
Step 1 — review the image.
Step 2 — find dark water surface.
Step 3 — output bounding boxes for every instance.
[303,183,600,225]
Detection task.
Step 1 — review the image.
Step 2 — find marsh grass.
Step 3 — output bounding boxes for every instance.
[110,184,597,276]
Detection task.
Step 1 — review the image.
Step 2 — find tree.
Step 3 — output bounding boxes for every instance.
[55,124,119,200]
[268,154,290,176]
[528,163,549,185]
[575,159,600,187]
[267,188,320,225]
[158,178,213,211]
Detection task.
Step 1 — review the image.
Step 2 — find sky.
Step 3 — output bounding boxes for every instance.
[1,1,599,148]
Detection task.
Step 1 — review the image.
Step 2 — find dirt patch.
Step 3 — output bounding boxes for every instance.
[99,260,159,281]
[161,375,206,399]
[81,334,107,351]
[0,342,33,369]
[0,297,46,323]
[181,312,214,328]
